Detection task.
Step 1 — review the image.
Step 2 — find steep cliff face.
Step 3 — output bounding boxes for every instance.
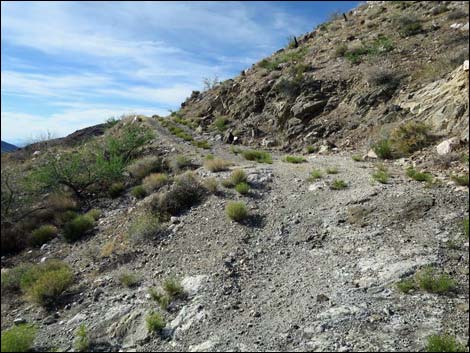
[176,1,469,151]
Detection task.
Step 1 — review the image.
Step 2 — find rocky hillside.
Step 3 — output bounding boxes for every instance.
[1,1,469,353]
[177,1,469,152]
[1,141,18,153]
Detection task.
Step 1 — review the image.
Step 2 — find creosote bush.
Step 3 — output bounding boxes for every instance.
[226,201,248,222]
[30,225,57,247]
[63,215,95,242]
[1,324,37,352]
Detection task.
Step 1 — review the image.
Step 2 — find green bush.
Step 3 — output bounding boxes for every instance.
[351,155,363,162]
[283,156,306,164]
[226,201,248,222]
[127,213,161,242]
[74,324,89,352]
[1,324,37,352]
[117,271,140,288]
[451,174,469,187]
[242,150,272,164]
[214,117,228,132]
[396,278,416,294]
[373,139,393,159]
[108,182,125,198]
[163,277,185,298]
[235,182,250,195]
[395,14,422,37]
[170,155,193,173]
[330,179,348,190]
[306,145,317,154]
[390,122,432,156]
[63,215,95,242]
[258,47,308,71]
[15,260,74,306]
[192,140,211,149]
[143,173,169,193]
[85,208,101,221]
[154,172,206,217]
[406,167,433,183]
[146,312,166,333]
[30,225,57,247]
[426,334,466,352]
[230,169,247,185]
[127,156,164,180]
[372,169,390,184]
[204,159,231,172]
[149,288,170,310]
[416,268,456,294]
[131,185,147,199]
[1,263,34,292]
[203,177,218,194]
[308,169,323,181]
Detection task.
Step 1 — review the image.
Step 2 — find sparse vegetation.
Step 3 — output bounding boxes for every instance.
[308,169,323,181]
[416,267,457,294]
[74,324,89,352]
[85,208,101,221]
[225,169,248,188]
[127,212,161,242]
[394,14,422,37]
[192,140,211,149]
[326,167,339,174]
[390,122,432,156]
[163,277,185,298]
[63,215,95,242]
[131,185,147,199]
[149,288,170,310]
[226,201,248,222]
[204,158,231,172]
[463,217,469,238]
[127,156,164,180]
[406,167,433,183]
[235,182,250,195]
[451,174,469,187]
[214,117,228,132]
[283,155,306,164]
[306,145,317,154]
[1,324,37,352]
[352,154,363,162]
[154,172,206,217]
[372,165,390,184]
[258,47,308,71]
[426,334,466,352]
[146,311,166,333]
[203,177,218,194]
[337,36,394,64]
[170,155,193,173]
[396,278,417,294]
[330,179,348,190]
[373,139,393,159]
[143,173,169,193]
[30,225,57,247]
[242,150,272,164]
[117,271,140,288]
[108,182,125,198]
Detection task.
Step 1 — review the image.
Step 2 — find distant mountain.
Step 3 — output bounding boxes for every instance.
[1,140,18,153]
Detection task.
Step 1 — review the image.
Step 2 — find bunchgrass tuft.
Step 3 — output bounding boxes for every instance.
[283,155,306,164]
[406,167,433,183]
[416,267,456,294]
[146,311,166,333]
[235,182,250,195]
[326,167,339,174]
[117,271,140,288]
[426,334,466,352]
[226,201,248,222]
[1,324,37,352]
[308,169,323,181]
[330,179,348,190]
[241,150,272,164]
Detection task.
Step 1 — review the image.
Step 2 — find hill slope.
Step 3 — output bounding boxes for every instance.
[1,140,18,153]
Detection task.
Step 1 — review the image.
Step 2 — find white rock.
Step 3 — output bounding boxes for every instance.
[318,145,329,154]
[464,60,469,71]
[365,149,378,159]
[33,150,41,156]
[181,275,207,297]
[189,338,219,352]
[436,137,460,155]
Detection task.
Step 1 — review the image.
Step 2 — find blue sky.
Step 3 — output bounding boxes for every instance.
[1,1,359,145]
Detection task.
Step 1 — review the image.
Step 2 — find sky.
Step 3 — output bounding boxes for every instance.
[1,1,359,146]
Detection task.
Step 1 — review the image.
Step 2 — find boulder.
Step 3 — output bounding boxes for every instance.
[436,137,460,155]
[291,96,327,120]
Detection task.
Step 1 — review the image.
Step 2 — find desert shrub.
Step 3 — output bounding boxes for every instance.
[127,213,161,242]
[108,182,125,198]
[203,177,218,194]
[330,179,348,190]
[426,334,466,352]
[192,140,211,149]
[46,192,77,211]
[390,121,432,156]
[396,278,417,294]
[334,44,348,58]
[365,67,400,90]
[1,263,34,292]
[430,4,449,15]
[155,172,206,217]
[117,271,140,288]
[326,167,339,174]
[406,167,433,183]
[416,267,456,294]
[230,169,247,185]
[258,47,308,71]
[19,260,73,306]
[170,155,193,173]
[308,169,323,181]
[226,201,248,222]
[74,324,89,352]
[63,215,95,242]
[235,182,250,195]
[372,166,390,184]
[1,324,37,352]
[85,208,101,221]
[352,154,363,162]
[163,277,185,298]
[146,312,166,332]
[214,117,228,132]
[306,145,317,154]
[131,185,147,199]
[394,14,422,37]
[204,159,231,172]
[373,139,393,159]
[30,225,57,247]
[451,174,469,187]
[58,210,79,223]
[127,156,164,180]
[149,288,170,310]
[274,77,302,98]
[143,173,169,193]
[242,150,272,164]
[338,36,393,64]
[283,156,306,164]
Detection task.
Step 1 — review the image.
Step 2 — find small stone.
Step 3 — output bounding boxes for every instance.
[14,318,27,325]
